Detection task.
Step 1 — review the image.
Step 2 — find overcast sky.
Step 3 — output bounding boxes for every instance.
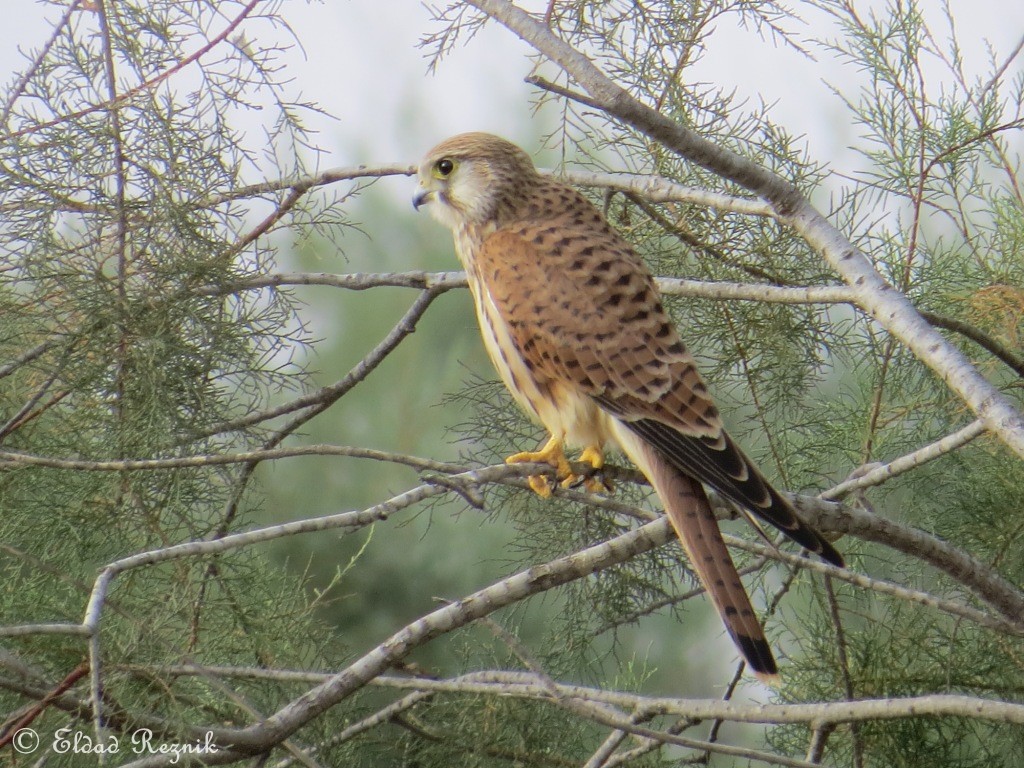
[0,2,1020,177]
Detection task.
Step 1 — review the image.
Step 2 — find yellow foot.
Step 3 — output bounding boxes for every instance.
[570,446,614,494]
[506,435,571,498]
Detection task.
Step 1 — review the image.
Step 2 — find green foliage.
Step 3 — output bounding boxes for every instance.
[0,1,355,761]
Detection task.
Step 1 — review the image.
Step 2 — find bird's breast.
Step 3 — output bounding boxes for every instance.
[465,271,612,451]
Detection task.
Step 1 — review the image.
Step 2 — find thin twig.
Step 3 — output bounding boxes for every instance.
[557,168,777,217]
[982,32,1024,96]
[201,163,415,207]
[919,309,1024,378]
[0,444,461,474]
[0,339,55,380]
[821,420,987,499]
[591,559,767,636]
[723,533,1024,634]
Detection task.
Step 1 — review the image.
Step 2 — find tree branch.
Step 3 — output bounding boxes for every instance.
[725,532,1024,634]
[9,436,1020,630]
[0,444,462,474]
[556,168,777,217]
[201,163,415,207]
[210,270,856,305]
[398,672,1024,725]
[186,518,677,760]
[135,665,1024,726]
[821,420,987,499]
[0,623,91,638]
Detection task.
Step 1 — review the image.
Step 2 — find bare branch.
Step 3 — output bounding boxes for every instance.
[201,270,467,295]
[656,278,854,304]
[188,518,677,760]
[805,723,836,764]
[195,162,767,216]
[550,695,819,768]
[0,339,55,380]
[81,467,488,736]
[133,665,1024,727]
[918,310,1024,379]
[0,444,462,474]
[0,624,92,638]
[201,163,415,207]
[211,269,856,305]
[9,436,1019,632]
[369,672,1024,727]
[582,728,631,768]
[822,420,987,499]
[0,663,89,751]
[556,168,777,217]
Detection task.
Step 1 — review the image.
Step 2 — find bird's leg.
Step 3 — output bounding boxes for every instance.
[571,446,613,494]
[506,434,571,498]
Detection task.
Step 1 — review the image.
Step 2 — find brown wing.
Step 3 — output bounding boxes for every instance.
[476,214,842,567]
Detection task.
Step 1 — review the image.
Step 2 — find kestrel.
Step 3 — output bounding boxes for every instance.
[413,132,842,683]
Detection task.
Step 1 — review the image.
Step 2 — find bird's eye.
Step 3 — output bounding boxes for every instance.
[434,158,455,178]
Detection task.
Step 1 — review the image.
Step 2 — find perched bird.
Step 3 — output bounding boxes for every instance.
[413,132,842,683]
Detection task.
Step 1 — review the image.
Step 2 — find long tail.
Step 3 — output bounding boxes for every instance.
[613,424,780,684]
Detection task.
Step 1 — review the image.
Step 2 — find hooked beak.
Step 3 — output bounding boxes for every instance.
[412,187,434,210]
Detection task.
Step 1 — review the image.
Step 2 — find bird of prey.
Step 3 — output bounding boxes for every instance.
[413,132,842,683]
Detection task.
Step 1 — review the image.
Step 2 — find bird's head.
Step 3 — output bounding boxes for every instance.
[413,132,540,230]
